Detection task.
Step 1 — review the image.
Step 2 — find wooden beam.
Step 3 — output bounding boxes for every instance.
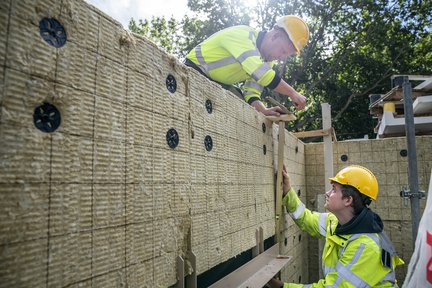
[322,103,334,191]
[331,127,338,142]
[266,113,296,122]
[275,121,285,251]
[321,103,333,279]
[291,128,332,139]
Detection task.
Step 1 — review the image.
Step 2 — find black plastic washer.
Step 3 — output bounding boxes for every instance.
[205,99,212,114]
[204,135,213,151]
[400,149,408,157]
[341,154,348,162]
[33,102,61,133]
[166,128,179,149]
[166,74,177,93]
[39,18,67,48]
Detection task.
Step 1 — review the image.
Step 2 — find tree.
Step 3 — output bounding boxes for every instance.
[129,16,182,56]
[181,0,252,57]
[277,0,432,139]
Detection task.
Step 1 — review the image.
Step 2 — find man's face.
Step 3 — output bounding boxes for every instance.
[324,182,349,213]
[262,30,297,62]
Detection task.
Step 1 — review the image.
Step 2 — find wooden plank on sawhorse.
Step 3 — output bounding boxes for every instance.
[208,244,292,288]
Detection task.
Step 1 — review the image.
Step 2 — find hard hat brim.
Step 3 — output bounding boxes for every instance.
[328,177,341,184]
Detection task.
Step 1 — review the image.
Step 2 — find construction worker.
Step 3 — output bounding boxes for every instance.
[185,16,309,116]
[267,165,404,288]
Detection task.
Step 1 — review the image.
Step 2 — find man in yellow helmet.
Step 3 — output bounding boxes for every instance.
[185,16,309,116]
[268,165,404,288]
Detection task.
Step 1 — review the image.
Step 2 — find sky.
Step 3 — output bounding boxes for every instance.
[85,0,191,29]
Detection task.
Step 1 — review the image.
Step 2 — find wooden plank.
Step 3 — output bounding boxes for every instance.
[331,127,338,142]
[414,78,432,91]
[275,122,285,249]
[322,103,333,192]
[392,74,432,82]
[321,103,333,278]
[266,113,296,122]
[291,128,332,139]
[208,244,292,288]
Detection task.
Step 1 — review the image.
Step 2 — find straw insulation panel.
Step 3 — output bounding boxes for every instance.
[0,0,299,286]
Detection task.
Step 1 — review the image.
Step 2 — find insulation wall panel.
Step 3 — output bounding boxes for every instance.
[0,1,9,65]
[6,0,421,287]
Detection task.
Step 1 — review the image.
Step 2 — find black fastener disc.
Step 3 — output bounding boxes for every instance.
[204,135,213,151]
[166,74,177,93]
[341,154,348,162]
[166,128,179,149]
[39,18,67,48]
[33,102,61,133]
[205,99,212,114]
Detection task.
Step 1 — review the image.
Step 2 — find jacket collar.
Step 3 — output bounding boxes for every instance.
[257,31,266,50]
[335,208,383,236]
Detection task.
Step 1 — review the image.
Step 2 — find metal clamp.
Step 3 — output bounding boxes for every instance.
[400,186,425,206]
[176,251,197,288]
[252,227,264,258]
[176,227,197,288]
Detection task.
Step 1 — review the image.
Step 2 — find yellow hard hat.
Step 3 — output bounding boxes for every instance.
[329,165,379,200]
[276,15,309,54]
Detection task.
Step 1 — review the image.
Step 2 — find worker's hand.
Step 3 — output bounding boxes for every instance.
[267,277,284,288]
[251,100,285,116]
[282,164,291,197]
[289,91,306,110]
[262,106,285,116]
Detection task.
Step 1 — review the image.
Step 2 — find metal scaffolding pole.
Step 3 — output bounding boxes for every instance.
[402,76,421,245]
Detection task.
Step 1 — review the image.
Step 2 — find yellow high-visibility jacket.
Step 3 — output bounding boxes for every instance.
[186,25,282,104]
[283,188,404,288]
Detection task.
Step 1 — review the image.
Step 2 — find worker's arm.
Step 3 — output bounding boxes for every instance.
[241,80,285,116]
[242,74,306,112]
[282,165,333,239]
[273,79,307,110]
[245,79,306,115]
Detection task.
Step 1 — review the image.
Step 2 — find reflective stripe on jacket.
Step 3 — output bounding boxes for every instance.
[282,188,404,288]
[185,25,276,103]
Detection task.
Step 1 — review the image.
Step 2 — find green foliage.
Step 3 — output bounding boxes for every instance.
[181,0,252,57]
[129,16,182,55]
[128,0,432,141]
